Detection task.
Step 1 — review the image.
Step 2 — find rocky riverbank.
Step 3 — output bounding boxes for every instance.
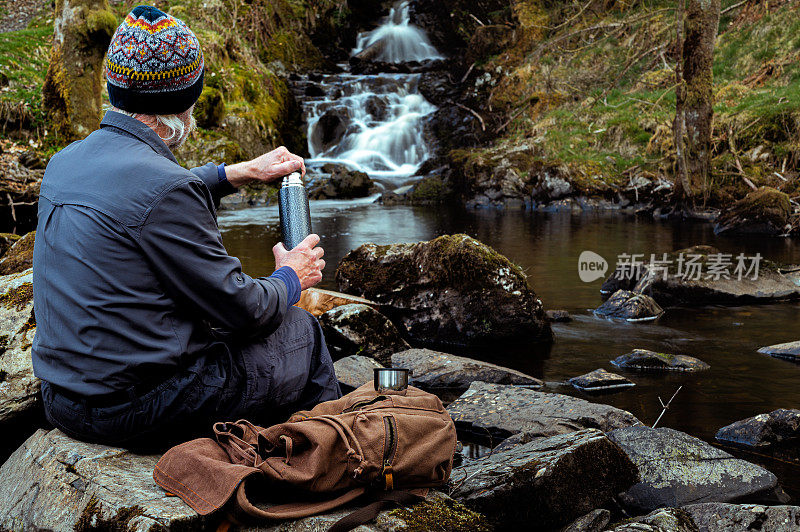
[0,232,798,530]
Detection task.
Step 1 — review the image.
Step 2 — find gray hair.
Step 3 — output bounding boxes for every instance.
[107,106,195,147]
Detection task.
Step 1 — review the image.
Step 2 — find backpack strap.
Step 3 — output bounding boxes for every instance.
[327,490,425,532]
[233,482,368,520]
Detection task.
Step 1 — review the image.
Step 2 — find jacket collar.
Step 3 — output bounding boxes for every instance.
[100,111,178,163]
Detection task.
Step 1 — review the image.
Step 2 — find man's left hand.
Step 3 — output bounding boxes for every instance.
[224,146,306,188]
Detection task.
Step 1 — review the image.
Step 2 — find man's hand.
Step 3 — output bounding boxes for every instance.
[225,146,306,188]
[273,234,325,290]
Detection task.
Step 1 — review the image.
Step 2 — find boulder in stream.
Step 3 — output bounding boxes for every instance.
[593,289,664,322]
[601,245,800,306]
[715,409,800,451]
[391,348,542,393]
[758,340,800,362]
[0,268,38,427]
[336,234,553,349]
[714,187,792,236]
[447,381,641,443]
[450,429,639,530]
[333,354,383,391]
[611,349,710,372]
[607,426,789,514]
[568,368,635,393]
[308,165,378,200]
[562,509,611,532]
[545,309,572,322]
[319,303,410,366]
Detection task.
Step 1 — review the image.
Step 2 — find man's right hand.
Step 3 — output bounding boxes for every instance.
[272,234,325,290]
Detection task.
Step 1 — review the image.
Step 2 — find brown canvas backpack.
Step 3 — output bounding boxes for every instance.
[153,383,457,529]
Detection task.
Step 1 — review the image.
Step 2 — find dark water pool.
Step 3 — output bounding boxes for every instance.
[219,201,800,499]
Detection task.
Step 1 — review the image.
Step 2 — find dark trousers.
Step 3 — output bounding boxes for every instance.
[41,307,341,452]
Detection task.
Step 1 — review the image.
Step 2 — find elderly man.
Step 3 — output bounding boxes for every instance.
[32,5,340,451]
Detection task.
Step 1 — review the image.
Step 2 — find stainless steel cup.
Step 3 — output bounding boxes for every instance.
[374,368,409,393]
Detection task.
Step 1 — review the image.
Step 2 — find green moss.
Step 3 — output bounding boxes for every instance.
[195,86,225,129]
[0,231,35,276]
[74,496,145,532]
[0,282,33,312]
[85,9,117,42]
[388,496,491,532]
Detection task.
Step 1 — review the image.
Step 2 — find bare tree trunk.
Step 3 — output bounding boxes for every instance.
[43,0,116,141]
[683,0,722,198]
[671,0,692,210]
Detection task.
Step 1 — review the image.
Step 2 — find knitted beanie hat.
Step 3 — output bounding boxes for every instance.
[105,5,204,115]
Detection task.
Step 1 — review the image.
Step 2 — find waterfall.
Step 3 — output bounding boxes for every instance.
[302,1,442,184]
[351,1,443,63]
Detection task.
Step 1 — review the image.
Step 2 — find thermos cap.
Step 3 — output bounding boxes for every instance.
[282,172,303,187]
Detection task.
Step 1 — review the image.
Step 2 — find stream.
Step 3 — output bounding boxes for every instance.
[223,0,800,499]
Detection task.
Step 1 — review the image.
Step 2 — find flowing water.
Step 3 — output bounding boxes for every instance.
[219,203,800,498]
[301,1,440,183]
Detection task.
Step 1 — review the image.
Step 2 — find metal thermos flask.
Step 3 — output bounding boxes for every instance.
[278,172,312,250]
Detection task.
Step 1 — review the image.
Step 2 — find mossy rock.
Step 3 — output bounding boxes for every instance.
[0,231,34,276]
[194,86,225,129]
[0,234,22,259]
[611,349,710,372]
[714,187,791,236]
[335,234,552,348]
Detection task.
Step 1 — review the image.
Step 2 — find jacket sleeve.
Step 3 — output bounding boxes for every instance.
[190,163,237,208]
[137,178,288,336]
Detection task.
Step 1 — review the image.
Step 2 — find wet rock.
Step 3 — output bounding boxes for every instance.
[319,303,410,365]
[593,290,664,322]
[568,369,635,393]
[451,429,639,530]
[311,109,347,152]
[0,268,38,426]
[546,309,571,322]
[296,287,377,317]
[681,502,800,532]
[562,508,611,532]
[0,231,35,275]
[303,83,326,97]
[333,354,383,391]
[611,349,710,372]
[418,71,459,106]
[758,340,800,362]
[308,166,378,200]
[391,348,542,393]
[715,409,800,451]
[714,187,792,236]
[336,234,552,349]
[257,491,490,532]
[602,245,800,306]
[0,429,209,530]
[467,25,516,63]
[607,426,789,514]
[447,381,641,442]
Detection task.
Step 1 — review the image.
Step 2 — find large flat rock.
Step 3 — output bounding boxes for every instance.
[391,348,542,392]
[611,349,710,372]
[0,268,38,426]
[602,245,800,306]
[607,426,788,513]
[450,429,638,529]
[0,429,208,531]
[757,340,800,362]
[447,381,641,442]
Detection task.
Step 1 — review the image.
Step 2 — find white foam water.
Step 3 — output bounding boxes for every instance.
[303,1,442,184]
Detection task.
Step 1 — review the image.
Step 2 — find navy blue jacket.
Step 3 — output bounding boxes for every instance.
[33,112,298,395]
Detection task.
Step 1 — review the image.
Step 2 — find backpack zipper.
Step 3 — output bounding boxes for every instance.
[342,395,388,413]
[382,415,398,490]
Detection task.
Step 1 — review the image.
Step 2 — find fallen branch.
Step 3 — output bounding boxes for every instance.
[454,102,486,131]
[721,0,748,15]
[495,102,531,133]
[652,385,682,428]
[728,125,758,191]
[468,13,485,26]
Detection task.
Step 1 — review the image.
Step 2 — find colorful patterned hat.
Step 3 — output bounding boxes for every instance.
[106,5,204,115]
